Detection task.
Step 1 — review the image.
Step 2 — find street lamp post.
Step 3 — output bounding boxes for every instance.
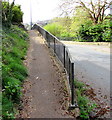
[110,3,112,15]
[30,0,32,29]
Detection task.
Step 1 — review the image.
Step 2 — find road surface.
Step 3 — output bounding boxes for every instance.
[62,41,110,107]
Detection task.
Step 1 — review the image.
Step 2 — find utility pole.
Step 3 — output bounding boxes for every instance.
[110,2,112,15]
[30,0,32,29]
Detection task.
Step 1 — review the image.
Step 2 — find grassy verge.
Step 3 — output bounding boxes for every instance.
[2,25,29,119]
[74,80,97,119]
[61,41,110,47]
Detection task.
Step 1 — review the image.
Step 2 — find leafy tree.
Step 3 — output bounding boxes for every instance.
[60,0,112,24]
[70,8,93,37]
[12,5,23,24]
[53,17,72,32]
[2,0,23,27]
[2,0,15,28]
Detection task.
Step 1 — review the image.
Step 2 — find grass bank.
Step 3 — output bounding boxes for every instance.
[61,41,110,47]
[2,25,29,119]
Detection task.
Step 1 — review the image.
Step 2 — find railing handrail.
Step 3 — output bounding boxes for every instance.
[32,24,78,108]
[33,24,74,63]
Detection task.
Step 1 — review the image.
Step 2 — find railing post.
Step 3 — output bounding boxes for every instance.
[69,62,78,109]
[71,63,75,105]
[69,58,71,85]
[46,32,50,48]
[66,51,68,72]
[48,34,50,48]
[54,38,56,54]
[63,46,65,68]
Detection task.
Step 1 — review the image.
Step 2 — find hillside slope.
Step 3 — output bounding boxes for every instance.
[2,25,29,119]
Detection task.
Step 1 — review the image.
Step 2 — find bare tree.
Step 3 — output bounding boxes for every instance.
[59,0,112,24]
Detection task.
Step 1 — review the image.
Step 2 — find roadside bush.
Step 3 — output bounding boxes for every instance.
[78,25,93,42]
[2,95,15,120]
[3,77,21,101]
[44,23,63,37]
[60,31,71,37]
[89,24,104,42]
[74,80,96,119]
[2,1,23,28]
[78,21,111,42]
[44,23,75,40]
[12,5,23,24]
[102,21,112,42]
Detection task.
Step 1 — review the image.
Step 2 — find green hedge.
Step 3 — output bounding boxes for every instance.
[78,20,112,42]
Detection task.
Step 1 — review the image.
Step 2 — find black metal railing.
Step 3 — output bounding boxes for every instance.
[32,24,77,108]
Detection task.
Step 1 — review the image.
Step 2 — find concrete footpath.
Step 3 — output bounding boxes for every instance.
[18,30,76,118]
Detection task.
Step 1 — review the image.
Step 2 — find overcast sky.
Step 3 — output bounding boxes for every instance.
[9,0,61,24]
[8,0,111,24]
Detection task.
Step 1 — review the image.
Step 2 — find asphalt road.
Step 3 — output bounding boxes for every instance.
[62,42,110,104]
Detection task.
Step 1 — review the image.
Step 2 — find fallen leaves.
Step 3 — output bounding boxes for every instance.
[83,85,110,118]
[84,88,96,98]
[93,107,110,118]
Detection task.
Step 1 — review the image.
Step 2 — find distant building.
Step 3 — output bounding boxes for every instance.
[36,20,52,26]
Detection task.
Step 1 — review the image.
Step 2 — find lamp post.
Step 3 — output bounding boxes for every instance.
[30,0,32,29]
[110,3,112,15]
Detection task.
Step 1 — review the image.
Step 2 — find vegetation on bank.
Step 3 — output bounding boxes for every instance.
[2,1,29,119]
[2,1,23,28]
[2,25,28,119]
[2,25,29,120]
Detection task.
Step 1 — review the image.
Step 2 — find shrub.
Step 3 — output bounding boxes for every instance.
[78,22,111,42]
[44,23,63,37]
[12,5,23,24]
[2,1,23,28]
[75,80,96,119]
[2,95,15,120]
[78,25,93,42]
[102,21,112,42]
[4,77,21,101]
[89,24,104,42]
[44,23,75,40]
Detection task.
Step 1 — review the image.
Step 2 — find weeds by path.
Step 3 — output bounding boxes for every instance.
[75,80,110,119]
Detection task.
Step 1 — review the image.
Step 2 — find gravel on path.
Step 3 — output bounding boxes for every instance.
[18,30,77,118]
